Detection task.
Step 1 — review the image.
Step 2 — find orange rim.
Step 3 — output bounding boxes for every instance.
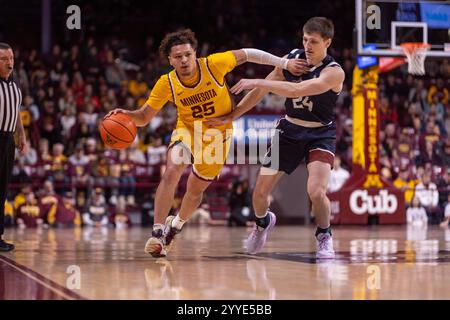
[400,42,430,55]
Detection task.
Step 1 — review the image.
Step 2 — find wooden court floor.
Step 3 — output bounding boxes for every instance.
[1,225,450,300]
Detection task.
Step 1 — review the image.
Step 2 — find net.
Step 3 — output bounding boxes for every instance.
[400,42,430,76]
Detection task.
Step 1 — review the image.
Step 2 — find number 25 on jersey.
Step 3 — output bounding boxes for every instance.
[191,101,216,119]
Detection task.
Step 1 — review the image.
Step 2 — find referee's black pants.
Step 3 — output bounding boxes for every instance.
[0,133,15,237]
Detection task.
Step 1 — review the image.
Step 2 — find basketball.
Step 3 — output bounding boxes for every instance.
[100,113,137,149]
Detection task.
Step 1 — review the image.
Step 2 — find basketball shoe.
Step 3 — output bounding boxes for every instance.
[145,228,167,257]
[163,215,182,253]
[316,232,335,259]
[245,211,276,254]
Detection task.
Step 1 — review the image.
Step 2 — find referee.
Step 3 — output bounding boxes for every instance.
[0,42,28,251]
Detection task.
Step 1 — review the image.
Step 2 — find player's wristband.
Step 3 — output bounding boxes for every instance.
[243,48,289,70]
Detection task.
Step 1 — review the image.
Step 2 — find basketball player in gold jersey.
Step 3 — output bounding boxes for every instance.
[106,29,307,257]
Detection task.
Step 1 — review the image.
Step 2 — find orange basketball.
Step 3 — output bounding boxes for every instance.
[100,113,137,149]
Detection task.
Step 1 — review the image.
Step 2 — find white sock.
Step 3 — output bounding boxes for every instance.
[255,211,268,219]
[172,215,186,230]
[153,223,164,232]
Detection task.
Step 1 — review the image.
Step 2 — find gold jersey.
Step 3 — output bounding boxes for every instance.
[146,51,237,133]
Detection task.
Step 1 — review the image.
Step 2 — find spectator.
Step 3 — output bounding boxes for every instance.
[110,196,131,229]
[427,78,449,105]
[147,136,167,166]
[3,199,14,228]
[118,149,136,206]
[127,141,146,165]
[441,140,450,167]
[437,168,450,213]
[82,188,108,227]
[440,194,450,229]
[15,191,44,229]
[228,180,254,227]
[414,172,441,224]
[60,106,76,141]
[48,191,81,228]
[328,155,350,193]
[48,143,70,193]
[393,168,416,207]
[406,196,428,227]
[38,179,60,225]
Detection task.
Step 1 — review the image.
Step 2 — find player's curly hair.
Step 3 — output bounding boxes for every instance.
[303,17,334,40]
[159,29,198,57]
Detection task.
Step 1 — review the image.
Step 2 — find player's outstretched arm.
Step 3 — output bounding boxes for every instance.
[231,67,345,98]
[104,103,159,127]
[232,49,308,76]
[204,67,284,127]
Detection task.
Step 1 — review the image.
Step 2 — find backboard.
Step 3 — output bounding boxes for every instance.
[356,0,450,57]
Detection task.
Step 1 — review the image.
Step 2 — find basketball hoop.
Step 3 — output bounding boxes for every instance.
[400,42,430,76]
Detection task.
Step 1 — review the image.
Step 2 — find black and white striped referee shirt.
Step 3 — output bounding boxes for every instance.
[0,75,22,133]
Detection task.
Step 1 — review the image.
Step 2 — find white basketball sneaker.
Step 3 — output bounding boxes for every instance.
[316,232,335,259]
[245,212,276,255]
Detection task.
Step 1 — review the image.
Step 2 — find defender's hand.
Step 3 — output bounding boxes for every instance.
[287,59,309,76]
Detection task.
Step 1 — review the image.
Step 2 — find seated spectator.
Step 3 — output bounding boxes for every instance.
[128,141,146,164]
[16,191,44,229]
[47,191,81,228]
[110,196,132,229]
[128,72,149,99]
[38,138,51,162]
[84,138,99,162]
[393,168,416,207]
[140,192,155,227]
[38,179,60,224]
[416,140,442,166]
[407,197,428,227]
[3,199,14,228]
[16,143,38,166]
[10,158,32,187]
[69,144,93,201]
[328,155,350,193]
[82,188,108,227]
[437,168,450,212]
[440,194,450,229]
[60,107,76,141]
[14,185,32,210]
[441,140,450,167]
[118,149,137,206]
[147,136,167,176]
[228,180,254,227]
[427,78,449,105]
[190,203,227,226]
[47,143,70,193]
[414,172,441,224]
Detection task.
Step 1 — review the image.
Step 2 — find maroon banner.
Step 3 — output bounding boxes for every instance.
[329,67,405,224]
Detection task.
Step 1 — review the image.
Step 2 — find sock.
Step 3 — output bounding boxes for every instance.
[172,215,186,230]
[255,212,271,229]
[315,225,332,238]
[152,223,164,237]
